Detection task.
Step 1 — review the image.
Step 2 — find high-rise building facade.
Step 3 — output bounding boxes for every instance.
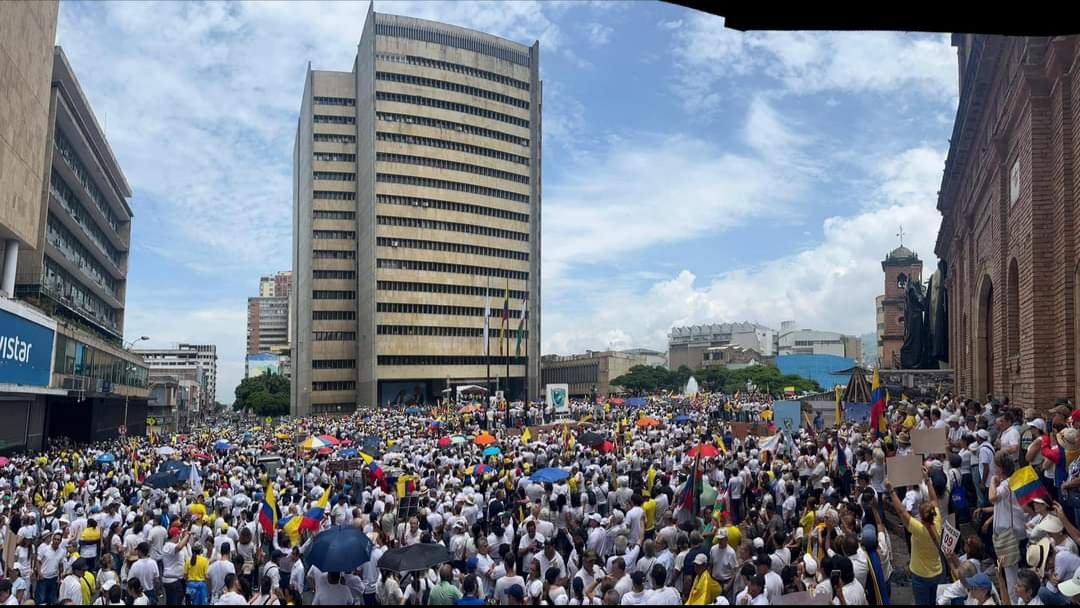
[259,271,292,298]
[293,8,541,414]
[247,296,289,355]
[135,344,218,412]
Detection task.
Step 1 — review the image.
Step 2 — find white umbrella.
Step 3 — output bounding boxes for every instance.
[155,447,178,456]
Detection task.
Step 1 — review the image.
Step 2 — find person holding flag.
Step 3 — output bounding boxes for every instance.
[869,368,887,439]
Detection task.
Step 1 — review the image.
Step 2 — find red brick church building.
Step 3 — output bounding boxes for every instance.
[935,36,1080,409]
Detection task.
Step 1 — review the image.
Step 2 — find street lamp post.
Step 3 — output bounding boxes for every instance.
[122,336,150,431]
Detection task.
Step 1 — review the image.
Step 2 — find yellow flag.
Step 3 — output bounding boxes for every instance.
[687,571,721,605]
[521,427,532,445]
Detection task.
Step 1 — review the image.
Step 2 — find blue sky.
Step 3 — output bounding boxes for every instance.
[54,1,960,403]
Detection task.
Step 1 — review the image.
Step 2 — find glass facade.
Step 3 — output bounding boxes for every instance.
[53,333,149,388]
[42,258,118,333]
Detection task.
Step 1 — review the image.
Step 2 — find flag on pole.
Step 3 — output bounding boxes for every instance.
[870,368,887,439]
[1009,465,1050,506]
[515,297,528,356]
[676,453,704,524]
[259,480,279,537]
[483,282,491,357]
[834,385,843,428]
[521,427,532,445]
[501,281,510,357]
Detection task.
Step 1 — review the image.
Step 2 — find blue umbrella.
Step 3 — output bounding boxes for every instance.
[144,470,181,489]
[214,441,232,452]
[530,468,570,484]
[483,446,501,457]
[95,453,115,464]
[405,407,420,415]
[673,415,693,424]
[305,527,374,573]
[340,448,358,458]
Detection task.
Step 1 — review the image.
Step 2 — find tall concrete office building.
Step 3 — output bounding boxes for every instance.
[293,8,541,414]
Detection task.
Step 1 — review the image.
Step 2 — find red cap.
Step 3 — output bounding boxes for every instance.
[168,527,181,539]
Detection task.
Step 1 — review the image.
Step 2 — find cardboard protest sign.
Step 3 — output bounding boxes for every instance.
[911,428,948,455]
[886,454,923,487]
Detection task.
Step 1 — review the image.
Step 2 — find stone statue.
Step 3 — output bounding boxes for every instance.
[901,278,930,369]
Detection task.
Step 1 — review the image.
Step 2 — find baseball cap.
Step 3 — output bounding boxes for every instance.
[966,572,993,591]
[1061,572,1080,597]
[976,429,990,440]
[1031,419,1047,432]
[102,580,117,592]
[507,584,525,601]
[694,554,708,566]
[168,527,181,539]
[752,537,765,550]
[802,554,817,576]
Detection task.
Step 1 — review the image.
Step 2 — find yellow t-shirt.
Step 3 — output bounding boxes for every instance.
[185,555,210,582]
[903,416,917,430]
[190,503,207,520]
[80,572,96,605]
[906,513,944,578]
[643,499,657,532]
[800,510,816,540]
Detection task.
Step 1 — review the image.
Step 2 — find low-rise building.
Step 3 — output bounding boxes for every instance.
[700,345,769,369]
[668,322,778,371]
[541,350,657,398]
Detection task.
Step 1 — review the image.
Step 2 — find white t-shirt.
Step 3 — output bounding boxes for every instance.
[216,591,248,605]
[626,507,645,545]
[832,580,867,605]
[130,558,160,595]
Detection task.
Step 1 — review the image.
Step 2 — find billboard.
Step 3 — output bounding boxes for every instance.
[245,353,280,378]
[773,401,803,434]
[0,302,56,387]
[546,384,569,414]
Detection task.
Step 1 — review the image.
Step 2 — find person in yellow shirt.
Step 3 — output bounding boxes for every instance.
[642,494,657,541]
[886,471,943,607]
[189,500,207,521]
[184,545,210,605]
[687,553,721,604]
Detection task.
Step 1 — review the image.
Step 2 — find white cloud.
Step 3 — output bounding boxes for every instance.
[541,145,948,356]
[583,22,613,46]
[666,14,958,113]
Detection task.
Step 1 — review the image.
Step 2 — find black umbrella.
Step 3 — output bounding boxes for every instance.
[143,470,181,489]
[377,543,452,573]
[577,432,605,448]
[159,460,191,479]
[305,527,373,573]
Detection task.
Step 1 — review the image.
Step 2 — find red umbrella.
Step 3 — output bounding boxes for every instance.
[194,452,212,462]
[319,435,341,446]
[437,437,451,449]
[318,447,333,455]
[340,439,353,447]
[599,441,614,454]
[688,444,720,459]
[262,442,274,451]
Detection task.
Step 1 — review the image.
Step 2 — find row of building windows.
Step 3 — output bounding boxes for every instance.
[377,301,522,319]
[314,250,355,260]
[377,195,529,224]
[312,403,356,413]
[376,152,528,185]
[377,325,527,338]
[313,381,356,391]
[313,270,356,280]
[53,130,122,233]
[41,257,118,332]
[376,132,529,166]
[313,152,356,162]
[377,236,528,262]
[313,310,356,320]
[378,258,528,281]
[374,21,530,67]
[54,334,149,389]
[314,191,356,201]
[376,173,528,204]
[376,280,528,300]
[376,112,528,147]
[313,230,356,240]
[314,171,355,182]
[312,359,356,369]
[376,71,529,110]
[46,213,119,297]
[314,134,356,144]
[377,355,528,366]
[314,96,355,106]
[314,331,356,341]
[542,364,599,386]
[377,214,529,242]
[313,290,355,300]
[313,115,355,125]
[314,210,356,220]
[375,53,530,91]
[375,91,528,129]
[49,170,123,267]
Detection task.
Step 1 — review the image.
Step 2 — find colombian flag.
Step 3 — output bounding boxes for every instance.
[1009,465,1050,506]
[870,368,887,438]
[259,481,279,538]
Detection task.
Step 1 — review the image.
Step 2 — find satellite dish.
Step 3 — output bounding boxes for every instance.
[685,377,699,395]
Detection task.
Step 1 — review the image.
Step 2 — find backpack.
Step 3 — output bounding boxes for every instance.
[948,470,968,513]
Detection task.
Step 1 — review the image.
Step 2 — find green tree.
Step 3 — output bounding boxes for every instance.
[233,371,290,416]
[611,365,673,395]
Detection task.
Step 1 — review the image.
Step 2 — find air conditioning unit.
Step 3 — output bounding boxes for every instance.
[420,201,430,208]
[391,240,399,247]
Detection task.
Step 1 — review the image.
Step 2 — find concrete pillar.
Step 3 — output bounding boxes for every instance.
[2,240,19,297]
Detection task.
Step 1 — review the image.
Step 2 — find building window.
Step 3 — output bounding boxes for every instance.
[376,152,528,184]
[40,258,119,333]
[313,171,355,182]
[48,171,123,267]
[375,72,529,109]
[313,96,356,106]
[1010,158,1021,206]
[376,112,528,147]
[53,131,123,233]
[313,191,356,201]
[313,331,356,341]
[313,310,356,320]
[313,250,356,260]
[376,302,523,319]
[312,270,356,280]
[377,195,529,224]
[376,236,528,261]
[313,230,356,240]
[313,290,356,300]
[376,132,529,166]
[45,213,119,297]
[377,258,528,281]
[377,355,528,366]
[313,115,355,125]
[377,325,526,338]
[313,210,356,220]
[313,152,356,162]
[374,92,528,129]
[374,20,531,67]
[376,280,527,300]
[312,359,356,368]
[374,53,530,90]
[313,381,356,391]
[377,215,528,242]
[376,174,528,204]
[314,134,356,144]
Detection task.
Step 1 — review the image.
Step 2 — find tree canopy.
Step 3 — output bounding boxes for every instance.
[233,371,290,416]
[611,364,820,396]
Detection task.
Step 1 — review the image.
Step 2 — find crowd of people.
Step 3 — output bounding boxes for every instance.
[1,391,1080,606]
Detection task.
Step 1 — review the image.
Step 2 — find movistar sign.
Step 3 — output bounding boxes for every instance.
[0,306,56,387]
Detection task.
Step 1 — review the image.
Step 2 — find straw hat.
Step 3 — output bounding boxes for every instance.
[898,431,911,445]
[1060,428,1080,452]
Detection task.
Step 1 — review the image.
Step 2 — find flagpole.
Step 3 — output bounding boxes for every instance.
[504,278,511,428]
[485,275,491,402]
